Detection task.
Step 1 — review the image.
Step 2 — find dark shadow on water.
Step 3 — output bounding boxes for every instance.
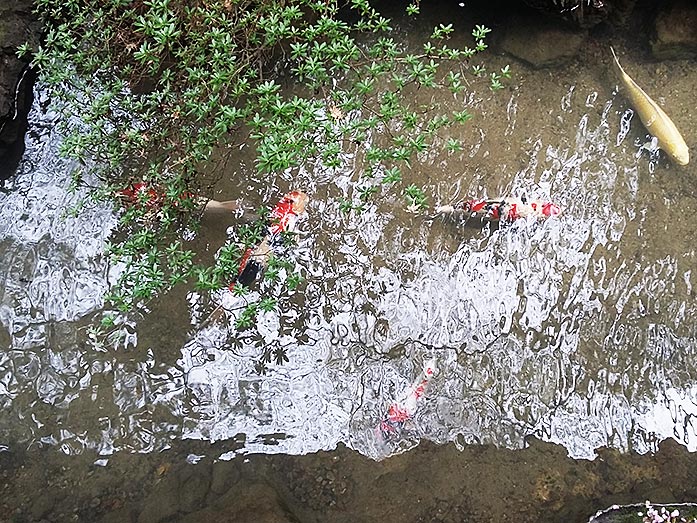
[0,64,36,185]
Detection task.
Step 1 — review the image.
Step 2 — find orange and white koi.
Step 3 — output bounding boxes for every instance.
[233,190,308,287]
[119,184,308,288]
[119,181,242,215]
[436,196,561,222]
[380,358,437,436]
[119,182,165,208]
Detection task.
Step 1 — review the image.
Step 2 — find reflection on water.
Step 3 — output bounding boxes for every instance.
[1,51,697,461]
[0,88,118,452]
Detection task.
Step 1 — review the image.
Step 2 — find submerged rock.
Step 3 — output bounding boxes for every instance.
[498,15,586,68]
[651,1,697,60]
[0,0,41,182]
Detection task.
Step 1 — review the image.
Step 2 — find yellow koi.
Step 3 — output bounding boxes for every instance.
[610,46,689,165]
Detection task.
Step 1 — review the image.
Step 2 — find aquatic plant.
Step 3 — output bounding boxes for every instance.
[24,0,508,325]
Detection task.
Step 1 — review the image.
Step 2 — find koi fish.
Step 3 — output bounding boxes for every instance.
[202,199,243,214]
[193,190,308,330]
[119,182,221,213]
[233,190,308,287]
[436,196,561,222]
[610,46,689,166]
[119,182,245,215]
[380,358,436,436]
[118,182,163,208]
[119,184,308,286]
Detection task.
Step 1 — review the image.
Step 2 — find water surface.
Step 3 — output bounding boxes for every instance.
[1,21,696,461]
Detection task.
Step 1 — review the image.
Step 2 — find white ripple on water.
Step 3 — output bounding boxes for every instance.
[175,90,697,461]
[0,88,116,449]
[2,83,697,462]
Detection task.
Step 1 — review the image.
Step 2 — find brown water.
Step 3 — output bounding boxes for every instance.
[1,3,697,514]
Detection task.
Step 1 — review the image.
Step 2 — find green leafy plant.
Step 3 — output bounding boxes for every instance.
[404,184,428,211]
[28,0,511,344]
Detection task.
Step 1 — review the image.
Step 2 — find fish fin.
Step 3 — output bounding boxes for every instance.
[198,304,226,330]
[638,136,660,154]
[434,205,457,214]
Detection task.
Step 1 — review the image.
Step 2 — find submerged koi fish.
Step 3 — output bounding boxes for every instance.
[119,182,245,215]
[380,358,436,437]
[233,190,308,287]
[610,46,689,166]
[119,182,163,208]
[194,190,308,330]
[202,199,244,214]
[119,184,308,286]
[436,196,561,222]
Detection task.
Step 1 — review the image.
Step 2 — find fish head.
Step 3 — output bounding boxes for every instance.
[285,190,309,214]
[672,144,690,166]
[661,138,690,165]
[541,202,562,217]
[423,358,437,377]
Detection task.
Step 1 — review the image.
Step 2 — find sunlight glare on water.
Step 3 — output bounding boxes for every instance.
[0,88,117,453]
[177,85,697,460]
[2,73,697,461]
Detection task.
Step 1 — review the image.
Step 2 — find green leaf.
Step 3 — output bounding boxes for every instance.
[16,42,32,59]
[453,109,473,123]
[446,138,463,153]
[431,23,454,40]
[382,166,401,184]
[287,273,303,290]
[259,297,277,313]
[404,184,428,210]
[406,3,420,15]
[472,25,491,40]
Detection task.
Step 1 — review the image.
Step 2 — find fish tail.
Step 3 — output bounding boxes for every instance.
[609,45,627,78]
[204,199,241,214]
[434,204,457,214]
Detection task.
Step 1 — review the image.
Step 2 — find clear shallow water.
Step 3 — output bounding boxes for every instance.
[1,41,696,461]
[0,89,118,452]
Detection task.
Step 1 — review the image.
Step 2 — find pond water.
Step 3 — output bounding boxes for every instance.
[1,9,696,465]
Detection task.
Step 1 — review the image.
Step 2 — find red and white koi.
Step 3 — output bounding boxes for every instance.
[380,358,437,436]
[436,196,561,222]
[233,190,308,287]
[119,181,166,208]
[119,181,243,215]
[118,183,308,288]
